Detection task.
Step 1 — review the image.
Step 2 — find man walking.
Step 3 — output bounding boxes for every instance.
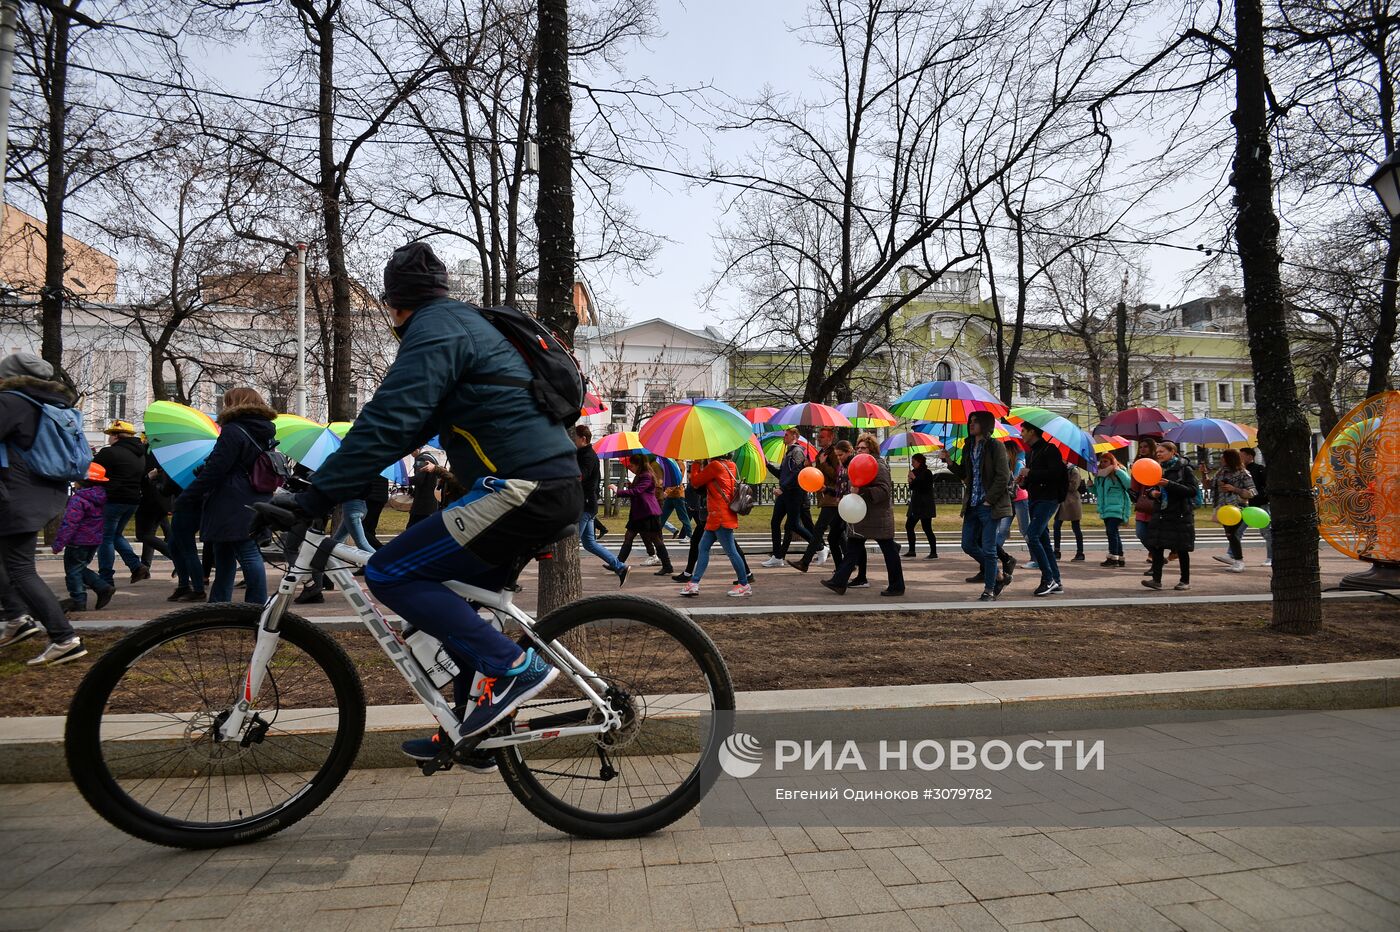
[574,426,628,585]
[788,426,841,572]
[1240,447,1271,567]
[763,427,815,567]
[94,420,151,586]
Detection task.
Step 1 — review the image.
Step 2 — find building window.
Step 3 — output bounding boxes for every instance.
[161,380,180,400]
[1017,376,1031,398]
[1242,383,1254,404]
[106,381,127,420]
[1167,382,1181,403]
[268,391,288,413]
[1142,381,1155,402]
[1192,382,1206,403]
[934,361,953,381]
[213,382,231,411]
[612,398,628,417]
[1218,382,1233,404]
[347,388,358,417]
[1052,376,1068,400]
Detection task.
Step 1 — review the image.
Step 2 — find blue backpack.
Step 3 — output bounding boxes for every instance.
[0,391,92,482]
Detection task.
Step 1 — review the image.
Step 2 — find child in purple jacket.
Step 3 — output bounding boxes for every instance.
[615,454,673,575]
[53,463,116,612]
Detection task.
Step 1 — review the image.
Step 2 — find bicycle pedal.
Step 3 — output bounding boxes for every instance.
[417,755,454,777]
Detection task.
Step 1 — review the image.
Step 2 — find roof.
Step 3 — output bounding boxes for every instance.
[575,317,730,345]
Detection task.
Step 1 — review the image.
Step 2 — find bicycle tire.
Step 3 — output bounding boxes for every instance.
[65,604,366,849]
[495,594,734,838]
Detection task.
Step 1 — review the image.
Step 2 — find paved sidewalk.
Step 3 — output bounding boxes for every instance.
[2,767,1397,930]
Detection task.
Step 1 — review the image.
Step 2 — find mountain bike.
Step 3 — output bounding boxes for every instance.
[65,501,734,849]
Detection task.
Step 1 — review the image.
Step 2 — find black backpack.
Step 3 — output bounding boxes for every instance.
[466,305,586,426]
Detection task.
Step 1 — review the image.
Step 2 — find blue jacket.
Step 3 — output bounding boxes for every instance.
[308,298,578,510]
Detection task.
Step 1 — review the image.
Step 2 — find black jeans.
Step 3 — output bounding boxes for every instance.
[770,489,814,556]
[135,505,171,564]
[830,536,904,591]
[363,499,386,549]
[905,513,936,554]
[798,506,845,566]
[1224,522,1245,560]
[1053,519,1083,555]
[0,531,74,642]
[1150,549,1190,584]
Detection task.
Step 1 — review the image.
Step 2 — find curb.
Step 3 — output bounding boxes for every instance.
[4,658,1399,783]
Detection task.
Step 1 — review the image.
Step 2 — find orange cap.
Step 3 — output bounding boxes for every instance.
[85,463,108,482]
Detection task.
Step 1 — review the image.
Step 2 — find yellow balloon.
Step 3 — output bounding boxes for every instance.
[1216,505,1242,526]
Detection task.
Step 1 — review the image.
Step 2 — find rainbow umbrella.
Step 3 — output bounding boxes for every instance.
[380,455,413,485]
[639,398,753,459]
[658,457,685,487]
[759,430,817,465]
[1093,406,1183,439]
[273,415,343,471]
[1092,434,1131,454]
[769,402,852,428]
[1333,417,1381,448]
[889,380,1008,424]
[836,401,898,428]
[742,406,780,425]
[1007,406,1097,467]
[880,431,943,456]
[327,420,353,439]
[1164,417,1253,449]
[594,431,647,458]
[143,400,220,488]
[731,434,771,484]
[581,391,608,417]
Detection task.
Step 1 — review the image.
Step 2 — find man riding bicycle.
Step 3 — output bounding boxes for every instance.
[290,243,583,766]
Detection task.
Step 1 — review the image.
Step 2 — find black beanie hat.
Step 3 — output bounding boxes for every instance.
[382,242,450,309]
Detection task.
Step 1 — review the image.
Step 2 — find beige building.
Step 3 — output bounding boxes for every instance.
[0,204,118,302]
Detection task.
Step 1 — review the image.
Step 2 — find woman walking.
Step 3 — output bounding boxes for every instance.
[1142,440,1199,591]
[175,387,277,603]
[1129,437,1159,559]
[617,454,673,576]
[680,454,751,597]
[1020,423,1068,596]
[1053,467,1086,562]
[1211,449,1256,573]
[1092,452,1132,567]
[904,452,938,559]
[821,435,904,597]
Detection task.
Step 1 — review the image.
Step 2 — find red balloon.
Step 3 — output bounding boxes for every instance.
[848,453,878,487]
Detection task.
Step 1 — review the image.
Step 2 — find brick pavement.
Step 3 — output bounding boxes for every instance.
[2,767,1397,931]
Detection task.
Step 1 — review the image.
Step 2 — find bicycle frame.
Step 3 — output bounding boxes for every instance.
[217,525,621,750]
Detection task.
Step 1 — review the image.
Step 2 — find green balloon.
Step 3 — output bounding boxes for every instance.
[1241,506,1270,529]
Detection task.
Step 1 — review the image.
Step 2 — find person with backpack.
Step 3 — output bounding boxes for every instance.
[285,242,583,765]
[0,351,90,666]
[93,420,152,587]
[681,452,752,598]
[53,462,117,613]
[1142,440,1199,591]
[1092,451,1132,567]
[175,387,278,603]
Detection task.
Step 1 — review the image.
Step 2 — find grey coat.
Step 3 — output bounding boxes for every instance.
[853,460,895,540]
[0,376,80,534]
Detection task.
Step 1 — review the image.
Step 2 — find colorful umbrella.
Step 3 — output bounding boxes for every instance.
[1007,406,1098,467]
[1092,434,1131,454]
[581,391,608,417]
[327,421,353,439]
[143,400,220,489]
[880,431,943,456]
[731,434,771,484]
[1333,417,1381,448]
[1163,417,1253,449]
[272,415,343,471]
[836,401,898,428]
[742,406,780,425]
[759,430,817,466]
[593,431,648,458]
[1093,406,1184,439]
[768,402,852,428]
[889,380,1008,424]
[639,398,753,460]
[381,455,413,485]
[658,457,685,487]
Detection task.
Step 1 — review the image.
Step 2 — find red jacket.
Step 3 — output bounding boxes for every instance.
[690,460,738,530]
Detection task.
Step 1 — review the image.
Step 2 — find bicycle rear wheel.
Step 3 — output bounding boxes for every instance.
[65,604,366,849]
[495,594,734,838]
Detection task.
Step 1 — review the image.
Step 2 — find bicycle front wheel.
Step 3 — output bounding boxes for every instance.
[496,594,735,838]
[65,604,366,849]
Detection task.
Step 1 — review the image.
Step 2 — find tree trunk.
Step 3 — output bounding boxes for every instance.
[1114,299,1130,411]
[40,10,70,369]
[1369,216,1399,395]
[533,0,581,616]
[1232,0,1322,634]
[312,15,355,421]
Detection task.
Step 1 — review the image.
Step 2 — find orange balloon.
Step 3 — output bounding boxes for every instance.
[1131,458,1163,486]
[798,466,825,493]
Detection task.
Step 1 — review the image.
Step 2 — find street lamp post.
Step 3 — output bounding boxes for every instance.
[1365,149,1400,219]
[294,243,308,417]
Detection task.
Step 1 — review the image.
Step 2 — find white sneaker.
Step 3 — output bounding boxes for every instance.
[1228,560,1246,573]
[727,583,753,598]
[816,548,830,566]
[1262,559,1272,567]
[26,637,87,666]
[761,557,784,568]
[642,555,661,566]
[679,582,700,597]
[1212,554,1234,566]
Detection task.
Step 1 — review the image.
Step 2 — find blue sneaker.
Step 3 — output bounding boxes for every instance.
[458,649,558,738]
[400,730,498,773]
